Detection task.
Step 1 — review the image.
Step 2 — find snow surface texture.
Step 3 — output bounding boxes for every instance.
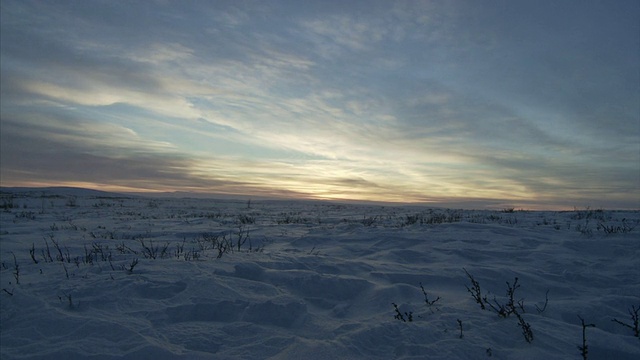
[1,189,639,359]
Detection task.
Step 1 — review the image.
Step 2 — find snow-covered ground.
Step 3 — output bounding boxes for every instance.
[1,188,638,359]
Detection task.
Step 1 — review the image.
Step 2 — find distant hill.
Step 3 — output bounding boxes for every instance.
[0,186,132,198]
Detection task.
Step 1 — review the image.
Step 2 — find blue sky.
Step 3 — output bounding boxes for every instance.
[1,0,638,209]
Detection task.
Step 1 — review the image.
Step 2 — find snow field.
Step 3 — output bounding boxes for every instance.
[1,190,639,359]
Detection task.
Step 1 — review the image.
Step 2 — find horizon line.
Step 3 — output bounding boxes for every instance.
[2,184,638,211]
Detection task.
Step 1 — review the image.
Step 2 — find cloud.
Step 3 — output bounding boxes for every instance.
[128,43,195,64]
[301,15,386,54]
[0,113,267,195]
[1,128,190,189]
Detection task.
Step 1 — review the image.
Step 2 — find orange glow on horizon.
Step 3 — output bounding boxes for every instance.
[0,180,607,211]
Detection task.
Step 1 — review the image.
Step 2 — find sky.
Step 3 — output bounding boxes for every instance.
[1,0,639,209]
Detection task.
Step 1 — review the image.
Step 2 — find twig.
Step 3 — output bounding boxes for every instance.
[463,268,485,310]
[612,305,639,338]
[578,315,596,360]
[11,252,19,285]
[535,290,549,314]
